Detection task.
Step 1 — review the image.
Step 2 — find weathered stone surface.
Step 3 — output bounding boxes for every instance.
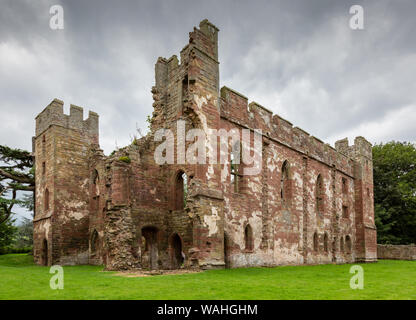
[33,19,377,270]
[377,244,416,260]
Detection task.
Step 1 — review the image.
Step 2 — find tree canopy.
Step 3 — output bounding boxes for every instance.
[0,145,34,225]
[373,141,416,244]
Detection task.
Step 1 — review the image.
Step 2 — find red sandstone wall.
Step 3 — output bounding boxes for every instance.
[377,244,416,260]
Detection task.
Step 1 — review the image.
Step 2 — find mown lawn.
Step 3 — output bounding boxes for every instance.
[0,254,414,300]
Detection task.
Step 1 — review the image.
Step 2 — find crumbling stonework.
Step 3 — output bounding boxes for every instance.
[33,19,377,270]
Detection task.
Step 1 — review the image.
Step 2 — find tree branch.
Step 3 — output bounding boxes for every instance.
[0,189,16,224]
[0,168,34,184]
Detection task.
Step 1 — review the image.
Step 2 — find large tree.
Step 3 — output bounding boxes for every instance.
[373,141,416,244]
[0,145,34,225]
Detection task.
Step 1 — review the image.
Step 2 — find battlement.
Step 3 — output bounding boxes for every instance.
[335,136,373,160]
[154,19,219,88]
[219,85,372,175]
[35,98,99,143]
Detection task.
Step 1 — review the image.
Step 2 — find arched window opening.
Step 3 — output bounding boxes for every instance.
[281,161,290,206]
[230,142,242,193]
[244,224,253,251]
[340,237,345,253]
[324,233,329,253]
[346,235,352,254]
[91,230,99,254]
[313,232,319,252]
[44,188,49,211]
[315,174,324,215]
[174,171,187,210]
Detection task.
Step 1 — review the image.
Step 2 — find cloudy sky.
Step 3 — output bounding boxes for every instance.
[1,0,415,220]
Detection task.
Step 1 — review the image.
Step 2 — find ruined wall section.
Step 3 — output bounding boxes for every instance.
[336,137,377,262]
[33,99,98,265]
[377,244,416,260]
[146,19,225,269]
[103,159,139,270]
[220,88,355,177]
[219,87,365,265]
[87,149,106,265]
[185,20,225,269]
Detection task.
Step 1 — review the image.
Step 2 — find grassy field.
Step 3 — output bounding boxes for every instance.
[0,254,415,300]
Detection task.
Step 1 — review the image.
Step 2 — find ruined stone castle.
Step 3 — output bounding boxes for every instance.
[33,20,377,270]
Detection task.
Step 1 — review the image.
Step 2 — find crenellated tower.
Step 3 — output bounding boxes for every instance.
[150,19,225,269]
[33,98,99,266]
[335,137,377,262]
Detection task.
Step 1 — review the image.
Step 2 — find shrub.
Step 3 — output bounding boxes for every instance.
[0,246,32,255]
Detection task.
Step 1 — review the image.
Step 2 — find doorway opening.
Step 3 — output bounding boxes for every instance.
[170,233,184,269]
[141,226,158,270]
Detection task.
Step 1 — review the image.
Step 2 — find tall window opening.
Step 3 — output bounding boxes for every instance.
[244,224,253,251]
[182,76,188,106]
[44,188,49,211]
[230,142,242,193]
[175,171,187,210]
[315,174,324,215]
[42,239,48,266]
[42,134,46,155]
[342,205,349,218]
[313,232,319,252]
[346,235,352,254]
[342,177,348,194]
[92,169,100,212]
[324,233,329,253]
[91,230,99,254]
[281,160,290,206]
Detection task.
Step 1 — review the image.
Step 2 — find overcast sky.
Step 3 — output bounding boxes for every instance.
[1,0,415,220]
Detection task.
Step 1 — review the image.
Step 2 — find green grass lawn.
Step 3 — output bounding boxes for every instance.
[0,254,415,300]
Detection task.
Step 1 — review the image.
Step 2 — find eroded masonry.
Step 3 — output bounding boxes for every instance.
[33,20,377,270]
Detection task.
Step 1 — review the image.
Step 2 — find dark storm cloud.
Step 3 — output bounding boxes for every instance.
[1,0,415,156]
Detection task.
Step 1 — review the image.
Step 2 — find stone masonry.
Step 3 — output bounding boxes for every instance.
[377,244,416,260]
[33,20,377,270]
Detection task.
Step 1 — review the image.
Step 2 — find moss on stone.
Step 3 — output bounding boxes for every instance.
[118,156,131,164]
